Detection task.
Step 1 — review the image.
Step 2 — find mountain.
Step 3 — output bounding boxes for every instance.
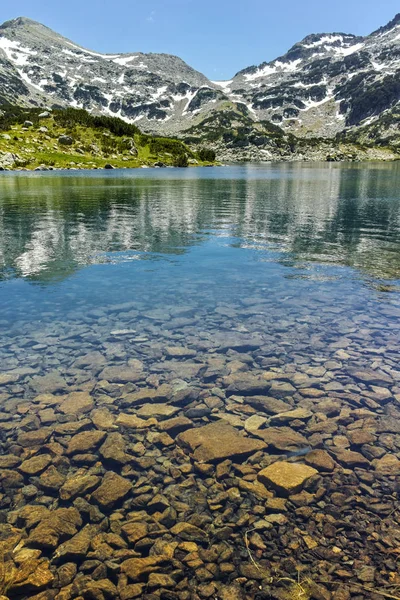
[0,17,222,134]
[223,13,400,138]
[0,15,399,159]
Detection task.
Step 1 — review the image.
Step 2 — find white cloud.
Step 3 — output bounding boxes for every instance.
[146,10,156,23]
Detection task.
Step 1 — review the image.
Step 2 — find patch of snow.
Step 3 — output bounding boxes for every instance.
[211,79,233,91]
[245,59,302,80]
[334,43,364,56]
[300,95,332,110]
[244,64,277,81]
[293,80,325,88]
[62,48,77,57]
[275,59,302,72]
[362,115,378,126]
[92,76,107,83]
[151,85,168,100]
[65,41,120,59]
[303,35,343,49]
[117,73,125,84]
[0,37,38,66]
[371,61,385,71]
[17,69,46,92]
[182,89,199,115]
[113,55,139,66]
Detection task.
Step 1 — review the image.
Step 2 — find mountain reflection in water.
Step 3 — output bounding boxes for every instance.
[0,162,399,285]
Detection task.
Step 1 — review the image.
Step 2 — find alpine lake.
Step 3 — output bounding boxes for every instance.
[0,163,399,600]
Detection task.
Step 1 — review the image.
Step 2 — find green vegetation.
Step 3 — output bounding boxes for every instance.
[0,104,217,170]
[336,74,400,126]
[337,105,400,151]
[197,148,216,162]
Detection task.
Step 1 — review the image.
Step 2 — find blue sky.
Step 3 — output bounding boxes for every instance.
[2,1,399,79]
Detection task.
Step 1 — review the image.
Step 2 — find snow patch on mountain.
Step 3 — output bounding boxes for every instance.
[0,37,37,65]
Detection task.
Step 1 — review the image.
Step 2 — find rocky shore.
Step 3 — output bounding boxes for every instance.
[0,295,399,600]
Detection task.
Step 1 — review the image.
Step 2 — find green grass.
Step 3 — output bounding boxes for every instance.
[0,105,216,170]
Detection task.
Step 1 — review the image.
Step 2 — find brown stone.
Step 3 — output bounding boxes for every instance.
[19,455,52,476]
[91,471,132,508]
[18,428,53,448]
[256,426,309,451]
[158,416,193,436]
[60,473,100,500]
[59,392,94,415]
[258,461,318,496]
[66,430,106,455]
[334,449,370,469]
[121,556,168,581]
[54,525,96,561]
[8,558,54,593]
[38,466,66,493]
[121,522,148,544]
[170,522,208,542]
[28,508,82,549]
[115,414,157,429]
[177,420,266,463]
[99,432,130,464]
[136,403,179,419]
[99,363,144,383]
[270,408,312,424]
[91,408,116,430]
[121,384,171,406]
[305,449,335,472]
[373,454,400,475]
[246,396,292,414]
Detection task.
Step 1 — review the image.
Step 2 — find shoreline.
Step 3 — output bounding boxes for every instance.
[0,156,399,174]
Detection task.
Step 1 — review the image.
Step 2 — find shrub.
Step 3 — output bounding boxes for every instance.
[197,148,216,162]
[173,154,188,167]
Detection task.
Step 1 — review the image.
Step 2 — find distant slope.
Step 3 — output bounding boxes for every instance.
[0,14,399,159]
[0,105,216,170]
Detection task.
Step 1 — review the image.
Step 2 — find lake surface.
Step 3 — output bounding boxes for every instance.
[0,163,399,599]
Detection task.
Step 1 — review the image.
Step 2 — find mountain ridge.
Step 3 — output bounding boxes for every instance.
[0,14,399,160]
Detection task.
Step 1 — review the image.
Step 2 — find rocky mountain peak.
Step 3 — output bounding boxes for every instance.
[371,12,400,36]
[0,13,398,143]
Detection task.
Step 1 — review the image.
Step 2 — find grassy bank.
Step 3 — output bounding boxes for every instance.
[0,106,216,170]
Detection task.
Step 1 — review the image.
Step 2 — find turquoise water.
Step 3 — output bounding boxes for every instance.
[0,163,399,379]
[1,163,399,597]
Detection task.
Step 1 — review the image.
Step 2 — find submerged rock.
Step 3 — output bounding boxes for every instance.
[177,420,266,462]
[91,471,132,508]
[257,461,318,496]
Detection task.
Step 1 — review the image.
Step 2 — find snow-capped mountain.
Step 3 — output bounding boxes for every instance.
[0,17,225,134]
[220,13,400,137]
[0,14,399,140]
